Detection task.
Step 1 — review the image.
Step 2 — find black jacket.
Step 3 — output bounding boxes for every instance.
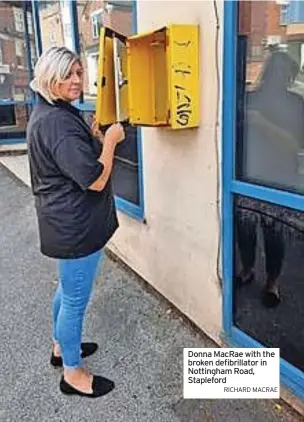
[27,95,118,259]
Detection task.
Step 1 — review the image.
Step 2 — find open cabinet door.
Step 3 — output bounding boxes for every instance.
[96,28,116,126]
[96,28,128,126]
[167,24,199,129]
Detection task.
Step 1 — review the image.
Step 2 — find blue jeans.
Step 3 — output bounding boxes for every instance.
[52,250,103,369]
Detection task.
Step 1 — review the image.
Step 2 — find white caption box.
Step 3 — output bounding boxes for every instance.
[183,348,280,399]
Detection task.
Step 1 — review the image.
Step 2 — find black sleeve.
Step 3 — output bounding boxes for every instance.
[49,116,104,191]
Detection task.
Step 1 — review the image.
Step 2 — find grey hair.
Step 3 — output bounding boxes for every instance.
[30,47,81,103]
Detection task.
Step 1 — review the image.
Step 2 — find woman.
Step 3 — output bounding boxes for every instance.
[27,46,125,398]
[236,50,304,307]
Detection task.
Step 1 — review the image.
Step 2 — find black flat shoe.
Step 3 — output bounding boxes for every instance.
[236,271,254,286]
[50,342,98,368]
[60,375,115,398]
[262,290,281,308]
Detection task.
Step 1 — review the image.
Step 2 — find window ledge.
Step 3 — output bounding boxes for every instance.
[115,196,145,221]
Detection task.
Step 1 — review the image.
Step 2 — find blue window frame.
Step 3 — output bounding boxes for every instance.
[222,0,304,399]
[31,0,144,221]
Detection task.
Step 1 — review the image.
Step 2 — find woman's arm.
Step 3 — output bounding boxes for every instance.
[89,123,125,192]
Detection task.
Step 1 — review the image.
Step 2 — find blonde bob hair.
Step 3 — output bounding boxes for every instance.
[30,47,82,104]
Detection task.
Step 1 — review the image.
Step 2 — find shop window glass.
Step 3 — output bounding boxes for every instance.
[0,1,36,138]
[234,195,304,372]
[237,1,304,194]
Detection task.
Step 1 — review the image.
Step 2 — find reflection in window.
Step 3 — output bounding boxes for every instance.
[27,11,33,35]
[30,42,37,70]
[91,8,104,40]
[77,0,133,103]
[234,195,304,372]
[77,1,103,103]
[39,1,65,50]
[13,6,25,32]
[0,103,30,137]
[0,1,36,139]
[49,32,56,46]
[0,1,35,100]
[0,40,3,65]
[278,0,304,25]
[279,2,289,26]
[237,1,304,194]
[15,39,24,67]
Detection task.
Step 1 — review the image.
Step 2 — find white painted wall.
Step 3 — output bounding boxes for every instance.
[108,0,224,342]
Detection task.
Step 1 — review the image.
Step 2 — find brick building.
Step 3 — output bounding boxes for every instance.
[239,1,288,84]
[39,1,64,49]
[239,0,304,87]
[0,0,35,132]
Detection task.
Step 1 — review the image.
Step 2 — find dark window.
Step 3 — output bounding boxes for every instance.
[234,195,304,372]
[81,114,140,206]
[0,105,15,127]
[112,125,139,204]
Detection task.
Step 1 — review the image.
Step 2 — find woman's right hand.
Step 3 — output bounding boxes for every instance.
[105,123,125,146]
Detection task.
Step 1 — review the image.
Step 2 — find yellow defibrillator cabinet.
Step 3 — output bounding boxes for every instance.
[95,25,199,130]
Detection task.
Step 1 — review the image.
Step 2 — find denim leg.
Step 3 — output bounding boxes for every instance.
[56,250,103,370]
[235,208,258,273]
[261,216,285,283]
[52,281,62,343]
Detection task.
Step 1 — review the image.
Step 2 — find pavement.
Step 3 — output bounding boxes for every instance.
[0,161,302,422]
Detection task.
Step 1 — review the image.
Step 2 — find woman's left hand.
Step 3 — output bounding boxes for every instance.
[91,117,104,144]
